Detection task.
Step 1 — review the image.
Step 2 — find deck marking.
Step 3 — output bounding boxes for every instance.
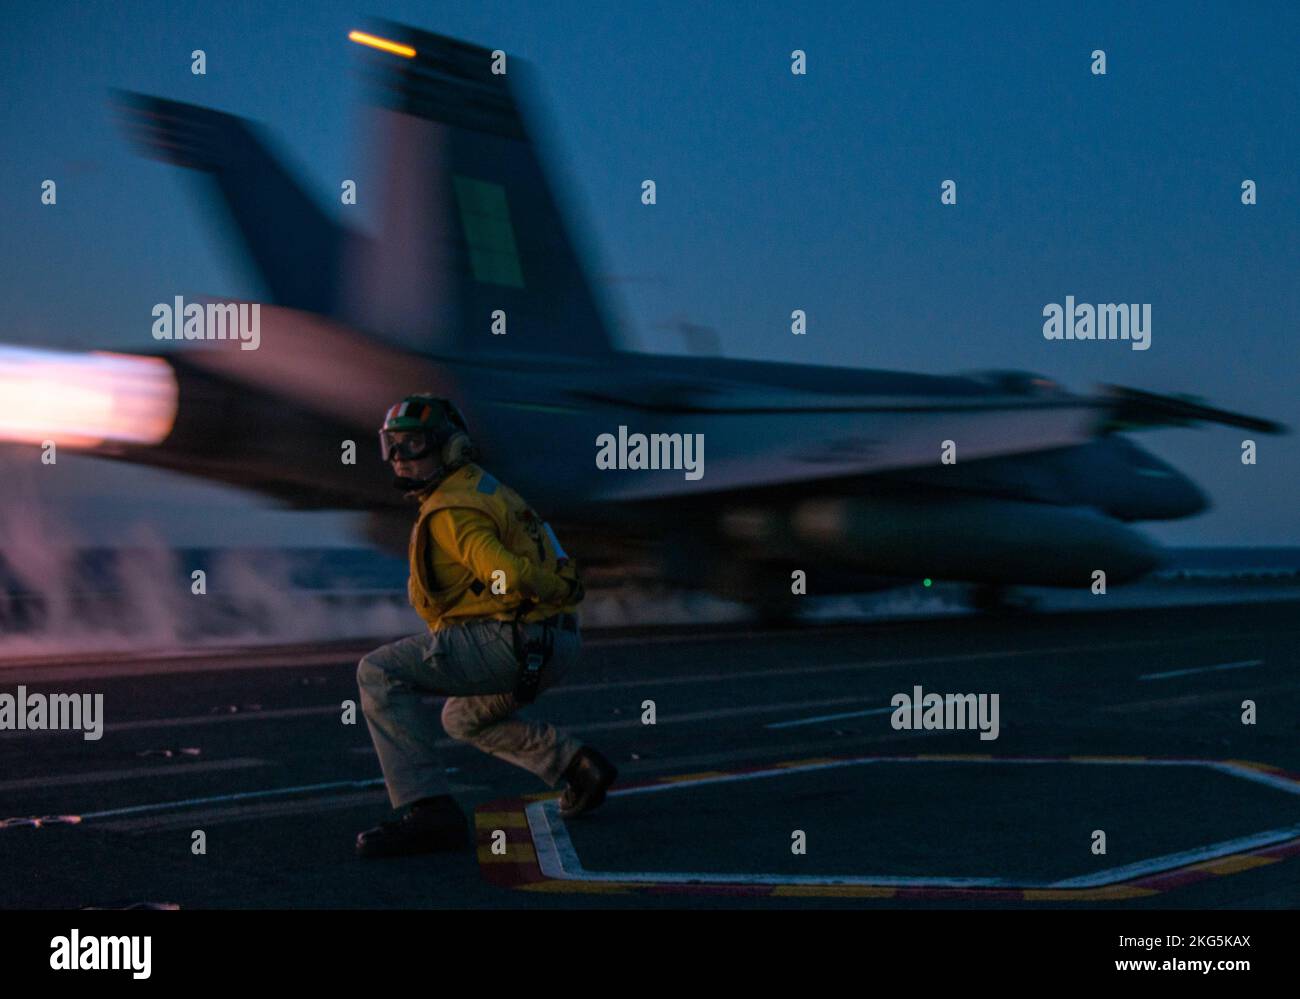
[1139,659,1263,681]
[0,777,386,829]
[766,705,893,729]
[486,753,1300,898]
[0,757,268,793]
[1049,822,1300,888]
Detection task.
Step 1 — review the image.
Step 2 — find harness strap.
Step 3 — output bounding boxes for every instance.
[511,599,552,704]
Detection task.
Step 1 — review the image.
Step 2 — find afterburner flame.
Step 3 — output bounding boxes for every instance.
[0,346,178,448]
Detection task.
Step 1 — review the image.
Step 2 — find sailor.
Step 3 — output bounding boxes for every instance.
[356,394,617,857]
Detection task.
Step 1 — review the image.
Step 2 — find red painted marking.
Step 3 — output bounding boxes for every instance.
[474,754,1300,899]
[1253,838,1300,860]
[1132,867,1216,890]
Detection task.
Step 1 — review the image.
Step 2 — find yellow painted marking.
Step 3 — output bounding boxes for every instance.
[772,885,898,899]
[1222,759,1287,775]
[658,771,729,783]
[475,811,529,829]
[483,755,1300,898]
[477,843,537,864]
[1197,854,1280,876]
[1022,885,1159,901]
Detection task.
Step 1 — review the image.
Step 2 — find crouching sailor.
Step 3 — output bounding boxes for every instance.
[356,395,617,857]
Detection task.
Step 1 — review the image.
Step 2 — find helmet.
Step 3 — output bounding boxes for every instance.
[379,395,476,491]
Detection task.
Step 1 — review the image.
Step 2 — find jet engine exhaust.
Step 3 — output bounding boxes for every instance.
[0,345,178,449]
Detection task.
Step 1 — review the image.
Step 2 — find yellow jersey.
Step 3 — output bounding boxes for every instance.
[406,463,581,631]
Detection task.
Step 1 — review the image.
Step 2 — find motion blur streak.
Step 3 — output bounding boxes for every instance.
[0,346,177,448]
[347,30,416,58]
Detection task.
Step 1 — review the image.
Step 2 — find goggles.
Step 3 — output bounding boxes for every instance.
[379,429,436,462]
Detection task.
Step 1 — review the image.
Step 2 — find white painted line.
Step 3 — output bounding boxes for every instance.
[133,693,889,746]
[1103,680,1298,715]
[0,649,364,681]
[0,777,387,828]
[601,755,1300,797]
[102,705,338,733]
[0,705,338,740]
[3,635,1271,738]
[1139,659,1264,681]
[97,791,387,833]
[1048,822,1300,888]
[0,629,1261,683]
[575,696,876,732]
[1206,762,1300,796]
[91,784,489,834]
[0,770,495,832]
[564,639,1172,691]
[525,755,1300,889]
[527,798,582,879]
[766,706,893,729]
[0,758,269,793]
[607,757,885,798]
[352,726,912,767]
[526,799,1010,887]
[5,646,1041,739]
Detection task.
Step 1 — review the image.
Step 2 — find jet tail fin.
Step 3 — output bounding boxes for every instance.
[113,91,349,317]
[343,23,618,356]
[1100,385,1287,434]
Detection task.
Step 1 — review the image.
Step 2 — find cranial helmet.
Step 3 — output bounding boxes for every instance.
[379,395,476,491]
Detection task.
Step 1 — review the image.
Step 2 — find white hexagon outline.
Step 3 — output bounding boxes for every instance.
[525,755,1300,889]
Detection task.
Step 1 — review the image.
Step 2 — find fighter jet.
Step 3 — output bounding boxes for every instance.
[0,22,1283,617]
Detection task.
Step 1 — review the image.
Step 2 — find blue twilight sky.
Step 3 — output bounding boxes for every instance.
[0,0,1296,546]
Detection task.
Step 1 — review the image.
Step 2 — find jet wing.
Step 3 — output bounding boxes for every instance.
[576,382,1108,501]
[579,377,1287,502]
[1098,384,1288,434]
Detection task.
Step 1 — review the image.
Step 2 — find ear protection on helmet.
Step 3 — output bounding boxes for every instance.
[380,395,477,490]
[440,428,474,468]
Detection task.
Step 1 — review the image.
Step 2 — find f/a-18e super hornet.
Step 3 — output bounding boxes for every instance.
[0,22,1283,616]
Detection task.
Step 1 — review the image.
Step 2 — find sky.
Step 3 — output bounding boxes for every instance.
[0,0,1296,547]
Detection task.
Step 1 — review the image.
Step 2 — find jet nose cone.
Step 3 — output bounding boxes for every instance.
[1112,439,1212,521]
[1154,468,1210,519]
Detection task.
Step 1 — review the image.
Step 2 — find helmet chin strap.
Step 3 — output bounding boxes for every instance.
[389,438,472,495]
[392,465,449,495]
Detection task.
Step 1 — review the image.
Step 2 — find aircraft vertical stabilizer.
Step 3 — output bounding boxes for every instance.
[345,23,617,358]
[114,93,349,318]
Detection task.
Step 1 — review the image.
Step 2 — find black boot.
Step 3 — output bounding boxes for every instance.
[356,795,469,858]
[558,747,618,819]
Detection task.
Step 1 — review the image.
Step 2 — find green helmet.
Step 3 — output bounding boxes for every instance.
[379,395,474,487]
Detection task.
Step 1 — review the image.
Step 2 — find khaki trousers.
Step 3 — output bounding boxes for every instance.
[357,617,582,808]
